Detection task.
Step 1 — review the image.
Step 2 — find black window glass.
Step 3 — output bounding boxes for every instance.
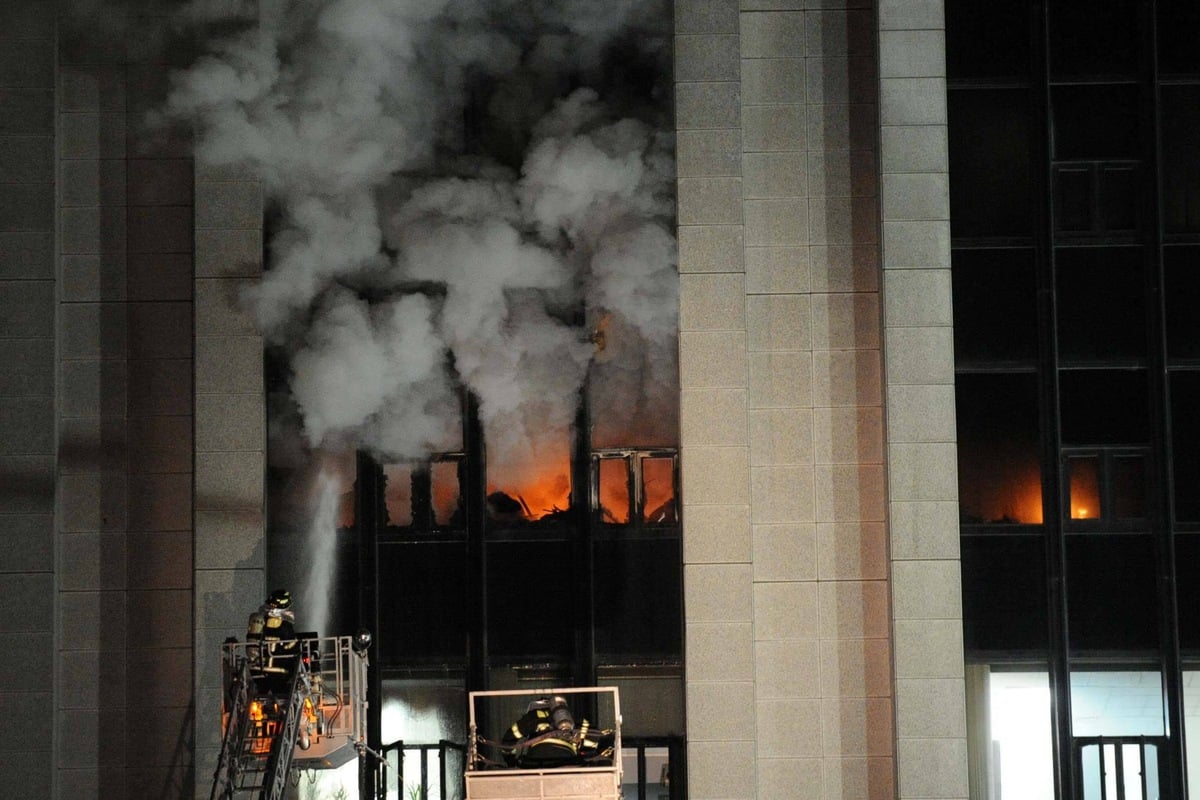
[1175,535,1200,652]
[594,538,681,659]
[1048,0,1137,79]
[1161,86,1200,235]
[957,373,1043,525]
[1055,247,1145,363]
[1100,166,1137,232]
[961,535,1048,655]
[1052,85,1139,161]
[1164,246,1200,361]
[1158,1,1200,75]
[1170,371,1200,523]
[1059,369,1149,445]
[379,542,467,664]
[1066,534,1158,655]
[949,88,1033,238]
[1055,167,1093,233]
[486,541,573,659]
[946,1,1029,81]
[1112,455,1147,520]
[952,248,1038,365]
[1054,164,1139,236]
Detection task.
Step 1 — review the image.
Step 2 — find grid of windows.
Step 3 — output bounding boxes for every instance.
[360,390,684,712]
[949,1,1200,797]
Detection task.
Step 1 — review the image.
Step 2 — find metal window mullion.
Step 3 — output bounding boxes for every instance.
[1115,740,1127,800]
[1144,1,1190,798]
[1142,738,1152,800]
[357,451,385,800]
[465,391,487,696]
[1034,2,1076,798]
[572,399,596,692]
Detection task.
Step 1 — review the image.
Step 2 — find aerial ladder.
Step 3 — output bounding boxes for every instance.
[210,634,370,800]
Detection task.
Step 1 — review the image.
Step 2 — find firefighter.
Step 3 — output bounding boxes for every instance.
[260,589,297,639]
[501,696,615,768]
[248,589,299,694]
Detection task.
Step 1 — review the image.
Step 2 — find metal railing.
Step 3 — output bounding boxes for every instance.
[379,739,467,800]
[622,737,686,800]
[1075,735,1167,800]
[373,735,687,800]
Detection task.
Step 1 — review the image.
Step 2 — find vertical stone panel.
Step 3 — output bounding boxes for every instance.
[54,10,198,797]
[676,3,754,797]
[678,1,890,796]
[744,4,889,797]
[878,3,968,800]
[56,32,130,800]
[192,163,265,797]
[0,6,55,797]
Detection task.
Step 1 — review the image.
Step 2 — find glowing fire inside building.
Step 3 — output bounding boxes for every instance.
[178,0,690,795]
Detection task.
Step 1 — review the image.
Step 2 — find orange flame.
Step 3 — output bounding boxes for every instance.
[960,450,1043,524]
[487,474,570,520]
[488,442,572,521]
[1069,457,1101,521]
[642,457,676,523]
[598,458,630,524]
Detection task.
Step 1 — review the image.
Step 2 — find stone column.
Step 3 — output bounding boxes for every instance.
[676,1,755,796]
[677,2,892,798]
[878,2,969,799]
[0,2,55,795]
[55,8,198,796]
[191,161,266,797]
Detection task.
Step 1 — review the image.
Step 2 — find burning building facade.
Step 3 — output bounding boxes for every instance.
[18,0,1197,799]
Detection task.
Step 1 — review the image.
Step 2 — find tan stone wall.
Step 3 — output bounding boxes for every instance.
[0,3,55,795]
[191,161,266,796]
[878,2,967,798]
[0,5,266,797]
[53,7,200,797]
[676,1,897,797]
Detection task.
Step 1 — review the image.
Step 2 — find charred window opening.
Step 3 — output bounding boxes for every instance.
[383,457,466,530]
[593,450,679,528]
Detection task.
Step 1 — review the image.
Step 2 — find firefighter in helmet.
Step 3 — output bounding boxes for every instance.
[247,589,298,693]
[501,696,615,768]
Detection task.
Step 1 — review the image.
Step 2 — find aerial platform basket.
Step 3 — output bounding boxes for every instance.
[211,635,369,800]
[465,686,622,800]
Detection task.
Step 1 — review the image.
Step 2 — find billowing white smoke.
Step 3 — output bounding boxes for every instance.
[290,290,461,456]
[165,0,676,475]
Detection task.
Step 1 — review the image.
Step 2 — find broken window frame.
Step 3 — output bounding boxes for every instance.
[590,448,680,532]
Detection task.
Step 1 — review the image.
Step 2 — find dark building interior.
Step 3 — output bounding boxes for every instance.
[949,1,1200,797]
